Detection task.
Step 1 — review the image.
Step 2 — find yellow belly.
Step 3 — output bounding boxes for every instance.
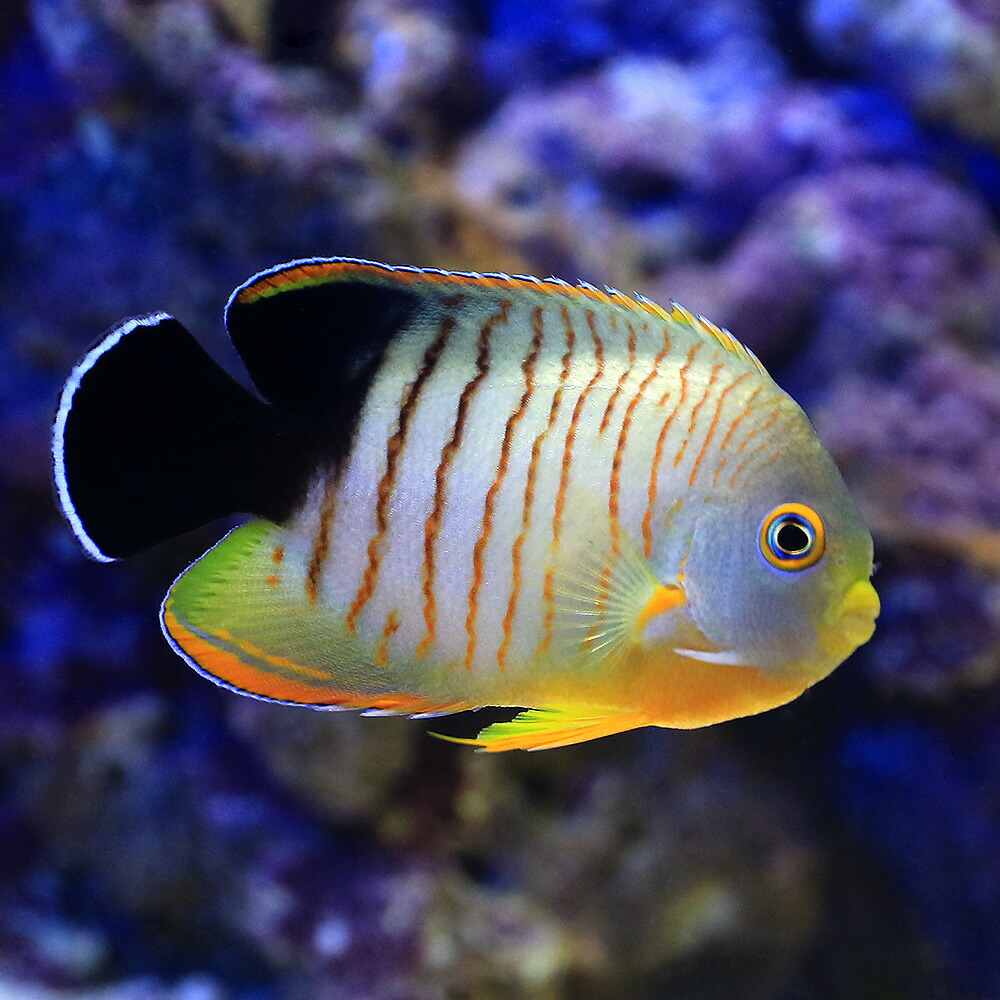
[481,644,811,730]
[641,654,812,728]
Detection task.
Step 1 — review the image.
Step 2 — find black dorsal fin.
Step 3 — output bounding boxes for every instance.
[225,259,424,431]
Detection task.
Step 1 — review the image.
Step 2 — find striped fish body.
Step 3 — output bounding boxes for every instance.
[55,260,879,751]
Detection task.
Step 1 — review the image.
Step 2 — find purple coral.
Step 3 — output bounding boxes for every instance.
[454,68,941,306]
[807,0,1000,147]
[816,345,1000,531]
[4,0,1000,997]
[655,164,1000,369]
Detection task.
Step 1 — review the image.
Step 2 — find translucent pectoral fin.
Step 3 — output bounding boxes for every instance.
[552,514,689,665]
[434,707,650,752]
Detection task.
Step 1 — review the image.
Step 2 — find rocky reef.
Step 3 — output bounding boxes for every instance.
[3,0,1000,997]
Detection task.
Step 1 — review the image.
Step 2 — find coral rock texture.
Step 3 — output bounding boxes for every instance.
[808,0,1000,147]
[5,0,1000,996]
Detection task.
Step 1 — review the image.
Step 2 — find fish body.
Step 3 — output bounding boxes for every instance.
[53,259,879,750]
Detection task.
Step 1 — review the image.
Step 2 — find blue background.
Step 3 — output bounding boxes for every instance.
[3,0,1000,997]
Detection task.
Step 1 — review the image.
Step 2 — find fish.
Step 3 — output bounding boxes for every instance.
[52,257,879,751]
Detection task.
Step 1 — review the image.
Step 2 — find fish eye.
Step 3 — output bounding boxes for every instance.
[759,503,825,572]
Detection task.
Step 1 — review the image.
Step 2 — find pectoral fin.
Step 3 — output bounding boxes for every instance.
[552,518,688,664]
[434,707,650,752]
[637,584,686,630]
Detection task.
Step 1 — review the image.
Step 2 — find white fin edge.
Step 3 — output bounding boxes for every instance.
[52,312,174,563]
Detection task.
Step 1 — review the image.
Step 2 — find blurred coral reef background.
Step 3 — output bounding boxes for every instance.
[3,0,1000,997]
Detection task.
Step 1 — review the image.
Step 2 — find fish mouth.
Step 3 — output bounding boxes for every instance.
[818,578,880,661]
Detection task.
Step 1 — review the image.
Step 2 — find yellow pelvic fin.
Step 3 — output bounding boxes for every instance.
[434,707,650,752]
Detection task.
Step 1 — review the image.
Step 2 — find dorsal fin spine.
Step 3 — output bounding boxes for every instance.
[230,256,768,407]
[228,256,697,322]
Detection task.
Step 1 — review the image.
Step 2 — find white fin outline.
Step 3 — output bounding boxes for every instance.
[52,311,174,563]
[225,256,770,378]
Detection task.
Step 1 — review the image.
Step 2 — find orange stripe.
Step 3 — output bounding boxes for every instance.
[673,361,723,470]
[553,308,600,547]
[538,306,590,656]
[167,608,468,712]
[587,309,606,384]
[736,406,782,454]
[732,447,785,488]
[712,385,765,487]
[464,306,544,671]
[591,325,672,636]
[235,259,678,324]
[166,609,335,692]
[599,316,636,435]
[729,413,786,488]
[346,313,454,634]
[499,310,572,671]
[229,637,331,680]
[374,610,401,668]
[716,386,765,453]
[687,371,753,488]
[305,474,338,605]
[418,300,511,658]
[642,342,701,558]
[271,546,284,565]
[610,324,669,556]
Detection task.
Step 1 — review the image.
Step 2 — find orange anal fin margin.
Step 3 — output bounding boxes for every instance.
[163,608,466,717]
[432,707,650,752]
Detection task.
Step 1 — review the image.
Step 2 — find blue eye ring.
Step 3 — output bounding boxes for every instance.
[759,503,825,571]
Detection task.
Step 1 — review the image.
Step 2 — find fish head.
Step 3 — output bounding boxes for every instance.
[678,423,878,684]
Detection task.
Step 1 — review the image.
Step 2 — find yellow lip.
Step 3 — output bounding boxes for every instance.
[819,579,880,661]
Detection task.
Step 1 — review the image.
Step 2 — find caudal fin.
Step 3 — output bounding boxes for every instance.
[53,313,317,560]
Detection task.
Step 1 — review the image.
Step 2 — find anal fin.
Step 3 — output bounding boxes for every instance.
[162,519,468,717]
[434,707,649,752]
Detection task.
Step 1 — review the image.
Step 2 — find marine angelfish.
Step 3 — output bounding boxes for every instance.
[53,258,879,751]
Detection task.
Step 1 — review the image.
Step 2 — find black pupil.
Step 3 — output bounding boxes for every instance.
[775,519,811,555]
